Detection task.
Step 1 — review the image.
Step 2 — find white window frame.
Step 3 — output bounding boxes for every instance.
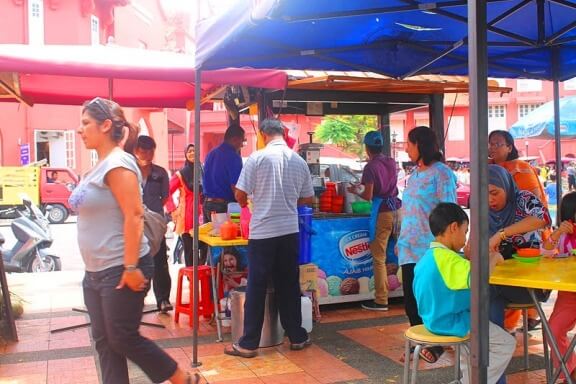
[64,130,76,169]
[518,103,543,119]
[517,79,542,92]
[27,0,44,45]
[488,105,507,132]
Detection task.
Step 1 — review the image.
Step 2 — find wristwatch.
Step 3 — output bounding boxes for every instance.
[124,264,138,272]
[499,229,507,241]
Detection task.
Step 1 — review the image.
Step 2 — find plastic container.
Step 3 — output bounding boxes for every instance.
[240,206,251,240]
[516,248,540,257]
[332,195,345,213]
[298,206,313,264]
[220,220,238,240]
[351,201,372,214]
[211,212,228,235]
[301,296,313,333]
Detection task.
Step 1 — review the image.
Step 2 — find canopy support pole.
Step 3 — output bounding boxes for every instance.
[191,67,202,368]
[379,112,391,157]
[553,49,562,226]
[429,94,445,154]
[468,1,490,383]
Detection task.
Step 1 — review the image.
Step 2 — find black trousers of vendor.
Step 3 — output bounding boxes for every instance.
[238,232,308,350]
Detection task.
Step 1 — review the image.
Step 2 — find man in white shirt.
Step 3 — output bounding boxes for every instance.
[224,119,314,358]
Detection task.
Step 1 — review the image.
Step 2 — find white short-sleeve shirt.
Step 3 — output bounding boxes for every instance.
[236,139,314,239]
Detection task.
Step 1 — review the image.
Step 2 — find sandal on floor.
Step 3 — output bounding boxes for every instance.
[419,346,444,364]
[186,373,201,384]
[224,343,257,358]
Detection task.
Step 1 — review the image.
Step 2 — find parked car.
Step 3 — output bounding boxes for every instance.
[457,182,471,208]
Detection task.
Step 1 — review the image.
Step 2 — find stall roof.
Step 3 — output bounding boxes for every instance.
[0,44,288,107]
[287,75,512,94]
[196,0,576,81]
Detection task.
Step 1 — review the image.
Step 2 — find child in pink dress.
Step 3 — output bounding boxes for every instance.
[541,191,576,382]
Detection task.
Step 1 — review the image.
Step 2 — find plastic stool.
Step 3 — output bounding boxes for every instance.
[403,325,470,384]
[506,303,549,371]
[175,266,213,326]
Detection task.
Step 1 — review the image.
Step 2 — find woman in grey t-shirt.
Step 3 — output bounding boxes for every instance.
[69,98,191,384]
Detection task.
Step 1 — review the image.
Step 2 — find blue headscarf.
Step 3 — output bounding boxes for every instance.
[488,164,519,236]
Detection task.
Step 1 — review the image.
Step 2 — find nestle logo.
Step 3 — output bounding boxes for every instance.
[339,230,371,264]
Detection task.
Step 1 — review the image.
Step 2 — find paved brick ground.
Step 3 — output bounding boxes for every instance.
[0,268,553,383]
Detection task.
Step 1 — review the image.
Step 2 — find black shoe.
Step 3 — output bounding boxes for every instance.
[361,300,389,311]
[159,300,173,314]
[290,337,312,351]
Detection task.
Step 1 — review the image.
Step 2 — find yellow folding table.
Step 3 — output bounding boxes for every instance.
[490,256,576,383]
[197,227,248,342]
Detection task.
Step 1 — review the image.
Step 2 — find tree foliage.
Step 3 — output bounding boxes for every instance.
[314,115,378,158]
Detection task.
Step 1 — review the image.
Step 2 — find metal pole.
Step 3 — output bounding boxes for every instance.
[467,1,489,383]
[553,49,562,226]
[191,68,202,368]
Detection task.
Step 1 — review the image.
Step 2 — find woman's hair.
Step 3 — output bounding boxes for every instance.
[407,126,444,165]
[559,191,576,222]
[82,97,135,149]
[489,130,519,161]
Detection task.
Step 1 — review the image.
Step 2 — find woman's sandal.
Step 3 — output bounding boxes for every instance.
[419,346,444,364]
[223,343,257,358]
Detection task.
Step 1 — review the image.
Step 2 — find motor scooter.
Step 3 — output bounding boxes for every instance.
[0,198,61,272]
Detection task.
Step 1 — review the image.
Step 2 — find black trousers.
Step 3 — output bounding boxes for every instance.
[239,233,308,350]
[181,232,207,267]
[401,263,422,326]
[152,239,171,306]
[83,255,177,384]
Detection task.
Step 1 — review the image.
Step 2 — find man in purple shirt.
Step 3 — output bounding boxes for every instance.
[348,131,401,311]
[202,125,245,221]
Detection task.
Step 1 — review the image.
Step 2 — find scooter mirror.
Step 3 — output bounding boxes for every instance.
[22,199,32,208]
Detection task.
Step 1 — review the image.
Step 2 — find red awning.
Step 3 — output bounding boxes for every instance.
[0,45,287,108]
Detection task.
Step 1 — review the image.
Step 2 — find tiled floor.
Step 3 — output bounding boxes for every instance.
[0,269,556,383]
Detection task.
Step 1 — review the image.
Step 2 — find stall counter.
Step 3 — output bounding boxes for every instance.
[310,213,403,305]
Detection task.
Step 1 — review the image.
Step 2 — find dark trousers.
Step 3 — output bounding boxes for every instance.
[181,232,207,266]
[239,233,308,350]
[83,255,177,384]
[203,200,229,224]
[401,263,422,326]
[152,239,171,306]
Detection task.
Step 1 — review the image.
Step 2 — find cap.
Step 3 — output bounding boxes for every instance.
[136,135,156,150]
[363,131,384,146]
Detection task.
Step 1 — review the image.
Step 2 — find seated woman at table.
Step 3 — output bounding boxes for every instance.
[540,191,576,382]
[488,165,551,328]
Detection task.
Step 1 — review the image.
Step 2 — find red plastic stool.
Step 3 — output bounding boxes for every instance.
[175,266,214,326]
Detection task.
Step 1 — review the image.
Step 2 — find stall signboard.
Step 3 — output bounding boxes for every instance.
[310,216,403,305]
[20,144,30,165]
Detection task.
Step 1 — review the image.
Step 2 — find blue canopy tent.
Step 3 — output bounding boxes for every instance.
[510,96,576,139]
[193,1,576,381]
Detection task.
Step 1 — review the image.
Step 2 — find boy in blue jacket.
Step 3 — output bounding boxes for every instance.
[413,202,515,384]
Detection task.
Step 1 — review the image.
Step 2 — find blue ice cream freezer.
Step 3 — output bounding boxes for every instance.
[310,213,403,305]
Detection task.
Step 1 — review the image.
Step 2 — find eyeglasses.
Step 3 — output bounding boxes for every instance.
[87,97,112,120]
[489,142,508,149]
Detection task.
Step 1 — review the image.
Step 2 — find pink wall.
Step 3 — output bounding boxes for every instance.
[0,2,26,43]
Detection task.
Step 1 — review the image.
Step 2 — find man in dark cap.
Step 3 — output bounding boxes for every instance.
[134,135,172,313]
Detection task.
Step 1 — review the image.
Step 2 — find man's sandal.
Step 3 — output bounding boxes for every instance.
[224,343,257,358]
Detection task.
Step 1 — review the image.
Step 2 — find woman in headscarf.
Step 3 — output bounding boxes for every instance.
[489,130,550,331]
[165,144,206,266]
[488,165,550,324]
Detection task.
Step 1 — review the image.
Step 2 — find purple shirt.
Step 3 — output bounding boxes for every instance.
[361,154,401,212]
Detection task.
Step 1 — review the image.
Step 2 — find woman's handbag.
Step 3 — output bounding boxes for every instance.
[143,207,167,256]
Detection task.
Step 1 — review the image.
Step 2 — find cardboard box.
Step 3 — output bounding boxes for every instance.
[299,263,318,294]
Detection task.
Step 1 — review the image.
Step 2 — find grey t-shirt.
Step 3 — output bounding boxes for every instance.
[69,148,150,272]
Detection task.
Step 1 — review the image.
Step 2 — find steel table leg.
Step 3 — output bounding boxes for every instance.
[208,247,223,342]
